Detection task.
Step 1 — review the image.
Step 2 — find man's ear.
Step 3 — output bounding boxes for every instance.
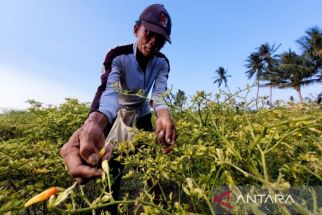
[134,24,139,37]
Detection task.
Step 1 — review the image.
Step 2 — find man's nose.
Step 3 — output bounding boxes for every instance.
[148,34,157,45]
[149,35,165,48]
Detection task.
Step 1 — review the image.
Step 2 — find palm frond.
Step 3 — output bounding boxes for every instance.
[245,52,264,80]
[300,78,320,86]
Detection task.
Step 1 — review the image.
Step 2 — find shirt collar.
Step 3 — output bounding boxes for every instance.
[133,42,138,57]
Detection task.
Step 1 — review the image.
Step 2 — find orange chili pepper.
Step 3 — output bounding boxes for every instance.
[24,187,60,207]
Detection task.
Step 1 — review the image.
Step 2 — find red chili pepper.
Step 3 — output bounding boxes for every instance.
[24,187,60,207]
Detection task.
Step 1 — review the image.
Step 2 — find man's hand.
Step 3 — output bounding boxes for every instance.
[60,112,112,184]
[155,109,176,154]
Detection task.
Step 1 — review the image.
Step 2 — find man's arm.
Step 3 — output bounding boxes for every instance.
[60,48,123,184]
[151,57,176,153]
[60,111,107,184]
[86,111,109,128]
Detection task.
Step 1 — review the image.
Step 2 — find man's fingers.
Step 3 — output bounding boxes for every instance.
[171,127,176,144]
[102,152,112,161]
[69,165,102,179]
[157,130,166,145]
[155,119,163,134]
[158,130,164,139]
[164,123,175,153]
[101,143,114,161]
[155,116,176,152]
[75,177,91,185]
[63,143,101,179]
[163,144,173,154]
[79,125,105,166]
[75,178,84,185]
[165,123,175,144]
[79,138,99,166]
[60,129,81,158]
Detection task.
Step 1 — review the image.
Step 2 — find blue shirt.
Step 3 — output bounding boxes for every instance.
[93,43,170,123]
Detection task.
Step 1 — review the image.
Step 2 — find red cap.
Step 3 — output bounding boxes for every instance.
[138,4,172,43]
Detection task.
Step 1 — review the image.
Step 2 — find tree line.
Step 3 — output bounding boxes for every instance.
[212,26,322,109]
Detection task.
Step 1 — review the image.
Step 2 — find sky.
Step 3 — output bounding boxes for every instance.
[0,0,322,112]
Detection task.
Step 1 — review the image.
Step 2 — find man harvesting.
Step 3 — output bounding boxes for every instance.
[60,3,176,210]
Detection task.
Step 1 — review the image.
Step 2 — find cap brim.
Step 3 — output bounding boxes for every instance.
[142,20,171,44]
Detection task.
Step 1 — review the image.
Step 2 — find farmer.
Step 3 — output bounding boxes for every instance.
[60,2,176,199]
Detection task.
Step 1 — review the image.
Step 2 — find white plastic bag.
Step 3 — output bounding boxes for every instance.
[105,108,139,147]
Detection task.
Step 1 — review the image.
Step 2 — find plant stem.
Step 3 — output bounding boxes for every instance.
[157,181,170,207]
[257,145,269,182]
[221,161,269,185]
[264,130,277,152]
[204,194,216,215]
[79,186,92,207]
[211,124,242,160]
[106,162,112,194]
[265,124,322,153]
[300,166,322,181]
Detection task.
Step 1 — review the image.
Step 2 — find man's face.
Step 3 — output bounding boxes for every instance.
[134,24,166,57]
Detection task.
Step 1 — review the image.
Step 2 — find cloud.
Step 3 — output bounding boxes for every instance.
[0,66,92,112]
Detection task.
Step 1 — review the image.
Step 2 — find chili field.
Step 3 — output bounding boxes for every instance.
[0,93,321,214]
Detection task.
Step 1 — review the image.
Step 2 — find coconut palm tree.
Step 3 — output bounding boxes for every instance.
[213,66,231,91]
[260,69,281,104]
[245,52,265,110]
[297,26,322,80]
[258,43,280,106]
[276,50,316,102]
